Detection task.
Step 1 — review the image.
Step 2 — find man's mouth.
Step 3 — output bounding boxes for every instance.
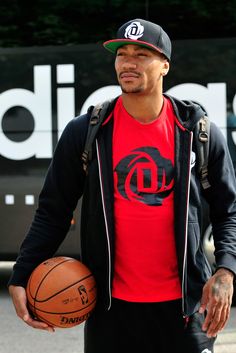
[119,72,140,79]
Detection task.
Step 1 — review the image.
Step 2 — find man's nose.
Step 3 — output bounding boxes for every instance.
[121,57,137,70]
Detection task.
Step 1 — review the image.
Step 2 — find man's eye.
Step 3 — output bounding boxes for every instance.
[137,53,147,57]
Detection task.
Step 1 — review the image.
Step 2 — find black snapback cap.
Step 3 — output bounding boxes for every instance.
[103,19,171,61]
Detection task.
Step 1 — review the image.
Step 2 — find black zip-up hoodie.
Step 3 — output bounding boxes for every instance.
[9,95,236,317]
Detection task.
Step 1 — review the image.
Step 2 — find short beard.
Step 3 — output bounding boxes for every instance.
[120,84,144,94]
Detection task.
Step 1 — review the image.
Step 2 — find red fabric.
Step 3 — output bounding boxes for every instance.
[112,96,182,302]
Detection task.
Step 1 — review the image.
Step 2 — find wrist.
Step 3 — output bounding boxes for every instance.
[216,267,235,281]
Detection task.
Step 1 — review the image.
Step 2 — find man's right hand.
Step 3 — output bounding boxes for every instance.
[8,285,55,332]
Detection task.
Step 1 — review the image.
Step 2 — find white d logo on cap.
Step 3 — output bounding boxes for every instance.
[124,21,144,40]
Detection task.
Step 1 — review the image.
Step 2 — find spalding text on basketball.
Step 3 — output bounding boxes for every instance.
[60,313,90,325]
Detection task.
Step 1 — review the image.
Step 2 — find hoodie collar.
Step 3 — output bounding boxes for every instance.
[164,93,206,131]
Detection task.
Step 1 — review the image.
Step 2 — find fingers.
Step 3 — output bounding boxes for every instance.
[9,285,55,333]
[202,302,217,337]
[202,304,230,337]
[199,290,208,315]
[23,314,55,333]
[9,285,28,318]
[201,295,231,337]
[208,305,230,335]
[198,270,234,338]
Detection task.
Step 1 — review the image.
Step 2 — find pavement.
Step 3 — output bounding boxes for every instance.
[215,330,236,353]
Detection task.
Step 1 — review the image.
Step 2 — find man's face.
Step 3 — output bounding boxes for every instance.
[115,44,169,95]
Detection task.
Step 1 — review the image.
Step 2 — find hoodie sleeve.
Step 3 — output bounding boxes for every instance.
[8,114,89,287]
[203,122,236,275]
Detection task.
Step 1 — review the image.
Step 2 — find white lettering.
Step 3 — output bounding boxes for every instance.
[57,87,75,139]
[0,65,52,160]
[56,64,74,84]
[80,85,122,115]
[56,64,75,139]
[0,74,234,161]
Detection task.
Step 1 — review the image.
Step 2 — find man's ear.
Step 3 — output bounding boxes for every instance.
[162,60,170,76]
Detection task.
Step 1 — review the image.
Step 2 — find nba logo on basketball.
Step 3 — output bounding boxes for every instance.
[78,285,88,305]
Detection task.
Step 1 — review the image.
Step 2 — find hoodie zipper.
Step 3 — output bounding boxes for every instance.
[96,139,112,310]
[182,130,193,317]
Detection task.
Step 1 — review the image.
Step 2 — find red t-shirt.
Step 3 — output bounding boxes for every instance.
[112,96,182,302]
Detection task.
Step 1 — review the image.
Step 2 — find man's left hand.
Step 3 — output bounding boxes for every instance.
[199,268,234,337]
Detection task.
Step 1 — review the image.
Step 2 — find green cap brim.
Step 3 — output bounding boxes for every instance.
[103,39,163,55]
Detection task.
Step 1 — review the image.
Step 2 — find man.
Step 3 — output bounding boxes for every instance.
[9,18,236,353]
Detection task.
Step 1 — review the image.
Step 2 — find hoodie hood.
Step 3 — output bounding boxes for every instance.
[164,93,206,131]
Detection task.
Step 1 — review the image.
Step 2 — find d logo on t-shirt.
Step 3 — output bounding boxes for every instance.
[114,146,174,206]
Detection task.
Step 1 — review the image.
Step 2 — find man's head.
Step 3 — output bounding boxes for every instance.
[104,19,171,95]
[103,18,171,61]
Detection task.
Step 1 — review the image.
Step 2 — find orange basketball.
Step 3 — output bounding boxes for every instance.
[26,257,97,328]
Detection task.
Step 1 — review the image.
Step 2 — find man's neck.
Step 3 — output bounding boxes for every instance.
[121,92,164,124]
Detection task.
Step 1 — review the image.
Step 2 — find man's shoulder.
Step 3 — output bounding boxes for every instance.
[62,112,91,138]
[164,93,209,131]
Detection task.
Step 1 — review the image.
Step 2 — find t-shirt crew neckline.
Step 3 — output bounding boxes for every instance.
[119,96,168,126]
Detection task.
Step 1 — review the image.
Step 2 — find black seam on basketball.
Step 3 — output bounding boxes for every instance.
[34,273,93,302]
[34,258,72,301]
[27,275,34,300]
[32,297,97,315]
[29,258,73,314]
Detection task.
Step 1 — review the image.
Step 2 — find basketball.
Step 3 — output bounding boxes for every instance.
[26,256,97,328]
